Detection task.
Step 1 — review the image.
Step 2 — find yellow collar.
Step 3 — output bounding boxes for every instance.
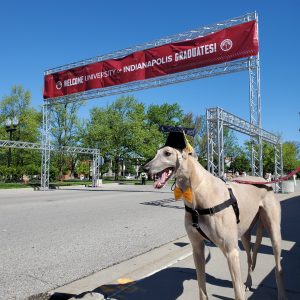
[174,186,193,203]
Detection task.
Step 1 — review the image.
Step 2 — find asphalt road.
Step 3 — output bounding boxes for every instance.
[0,184,186,300]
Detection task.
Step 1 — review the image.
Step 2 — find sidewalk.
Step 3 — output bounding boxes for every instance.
[42,191,300,300]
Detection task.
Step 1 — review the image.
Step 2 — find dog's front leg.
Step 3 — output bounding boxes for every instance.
[226,247,246,300]
[192,239,208,300]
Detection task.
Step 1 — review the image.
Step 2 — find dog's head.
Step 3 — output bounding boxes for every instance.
[144,146,195,189]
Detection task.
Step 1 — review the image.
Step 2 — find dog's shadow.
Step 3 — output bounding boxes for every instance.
[49,267,233,300]
[49,196,300,300]
[48,245,228,300]
[247,195,300,299]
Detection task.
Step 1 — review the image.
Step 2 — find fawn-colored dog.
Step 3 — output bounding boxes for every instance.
[144,146,287,300]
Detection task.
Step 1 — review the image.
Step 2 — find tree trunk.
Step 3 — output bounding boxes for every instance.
[114,156,119,180]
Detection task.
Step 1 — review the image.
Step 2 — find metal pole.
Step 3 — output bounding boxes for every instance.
[248,59,255,176]
[217,108,220,176]
[274,144,279,193]
[274,144,278,179]
[280,143,283,177]
[206,109,211,173]
[8,147,11,167]
[256,55,263,177]
[279,143,284,192]
[220,109,225,177]
[88,160,91,181]
[41,104,51,190]
[247,13,262,177]
[8,130,12,167]
[92,150,101,187]
[248,57,262,176]
[92,153,96,187]
[255,12,263,176]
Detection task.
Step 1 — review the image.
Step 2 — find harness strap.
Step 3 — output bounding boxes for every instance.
[184,205,213,242]
[184,187,240,241]
[228,188,240,224]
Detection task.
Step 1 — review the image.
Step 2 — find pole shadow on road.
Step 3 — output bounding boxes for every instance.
[140,197,184,209]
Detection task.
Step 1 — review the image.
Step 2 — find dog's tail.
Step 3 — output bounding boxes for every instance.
[252,219,264,271]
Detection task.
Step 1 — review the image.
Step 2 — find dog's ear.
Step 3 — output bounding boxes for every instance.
[182,150,188,160]
[181,149,198,160]
[190,149,198,159]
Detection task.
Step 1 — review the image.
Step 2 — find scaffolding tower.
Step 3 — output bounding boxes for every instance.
[206,107,283,185]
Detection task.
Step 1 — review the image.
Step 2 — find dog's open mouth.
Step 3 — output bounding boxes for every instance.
[153,167,174,189]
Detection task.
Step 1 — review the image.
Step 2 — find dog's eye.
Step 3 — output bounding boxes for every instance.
[164,151,171,157]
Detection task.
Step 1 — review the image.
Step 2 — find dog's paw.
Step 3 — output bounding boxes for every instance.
[244,277,252,291]
[245,285,252,292]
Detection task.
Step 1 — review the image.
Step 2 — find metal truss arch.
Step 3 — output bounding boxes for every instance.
[44,58,257,106]
[0,140,100,155]
[41,12,262,189]
[206,107,283,183]
[0,138,100,190]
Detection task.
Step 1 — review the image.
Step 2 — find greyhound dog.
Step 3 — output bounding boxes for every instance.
[144,146,287,300]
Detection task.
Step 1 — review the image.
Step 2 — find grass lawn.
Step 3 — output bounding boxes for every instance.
[0,179,165,189]
[0,182,31,189]
[0,181,88,189]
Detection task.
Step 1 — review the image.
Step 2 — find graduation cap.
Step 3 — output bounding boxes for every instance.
[159,125,195,153]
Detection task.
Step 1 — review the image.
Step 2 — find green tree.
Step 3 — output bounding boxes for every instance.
[50,102,82,179]
[0,86,41,177]
[0,86,41,141]
[83,96,148,179]
[243,140,300,176]
[75,160,89,178]
[142,102,185,157]
[144,102,188,158]
[146,103,183,127]
[282,142,299,173]
[224,128,241,159]
[231,152,251,174]
[262,142,275,173]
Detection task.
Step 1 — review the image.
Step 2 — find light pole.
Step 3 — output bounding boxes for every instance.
[5,116,19,167]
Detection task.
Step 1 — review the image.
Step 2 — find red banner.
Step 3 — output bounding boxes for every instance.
[44,20,258,99]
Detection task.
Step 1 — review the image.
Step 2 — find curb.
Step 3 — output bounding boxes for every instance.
[46,236,192,299]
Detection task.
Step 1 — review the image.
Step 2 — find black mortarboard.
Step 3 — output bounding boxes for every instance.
[159,125,195,151]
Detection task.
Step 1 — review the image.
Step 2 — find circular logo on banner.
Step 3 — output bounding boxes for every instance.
[56,81,63,90]
[220,39,233,51]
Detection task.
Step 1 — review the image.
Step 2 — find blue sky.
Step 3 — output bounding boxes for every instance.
[0,0,299,143]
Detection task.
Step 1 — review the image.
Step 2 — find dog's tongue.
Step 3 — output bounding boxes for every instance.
[154,170,168,189]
